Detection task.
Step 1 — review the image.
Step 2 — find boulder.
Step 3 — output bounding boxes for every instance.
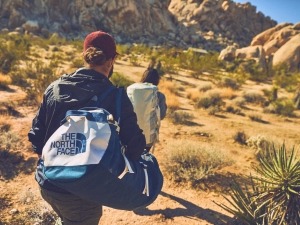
[251,23,292,46]
[218,45,236,61]
[22,20,40,33]
[272,34,300,71]
[235,45,266,69]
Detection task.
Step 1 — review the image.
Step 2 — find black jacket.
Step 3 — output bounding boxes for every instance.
[28,68,146,192]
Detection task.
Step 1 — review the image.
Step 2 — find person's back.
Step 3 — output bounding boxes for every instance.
[127,68,167,152]
[28,31,146,225]
[140,68,167,120]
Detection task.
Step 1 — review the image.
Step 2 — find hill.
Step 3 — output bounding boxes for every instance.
[0,0,276,50]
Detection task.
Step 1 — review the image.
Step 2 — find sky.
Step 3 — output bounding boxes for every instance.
[232,0,300,24]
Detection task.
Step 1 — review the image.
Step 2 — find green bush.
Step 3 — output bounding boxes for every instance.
[218,143,300,225]
[218,77,240,90]
[10,60,60,103]
[243,91,266,105]
[273,65,300,92]
[110,72,134,88]
[263,98,295,117]
[0,34,31,73]
[238,60,268,82]
[195,91,224,109]
[262,86,278,102]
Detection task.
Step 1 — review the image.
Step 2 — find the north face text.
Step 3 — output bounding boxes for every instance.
[50,133,87,155]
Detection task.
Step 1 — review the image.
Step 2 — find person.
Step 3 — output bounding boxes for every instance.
[140,68,167,152]
[141,68,167,120]
[28,30,146,225]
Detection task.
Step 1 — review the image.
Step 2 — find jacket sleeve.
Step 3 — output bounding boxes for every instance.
[158,92,167,120]
[119,89,146,160]
[28,96,47,155]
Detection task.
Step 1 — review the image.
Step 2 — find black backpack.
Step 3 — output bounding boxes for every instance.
[35,86,163,210]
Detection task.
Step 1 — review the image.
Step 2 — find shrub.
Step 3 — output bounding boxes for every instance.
[0,33,31,73]
[195,91,224,109]
[0,74,12,90]
[246,135,274,160]
[248,114,264,123]
[16,60,60,104]
[219,87,237,99]
[198,83,212,92]
[159,80,179,96]
[128,54,140,66]
[164,140,230,187]
[294,86,300,109]
[238,60,269,82]
[186,88,200,102]
[262,86,278,102]
[0,130,20,151]
[164,89,180,113]
[243,91,266,105]
[232,96,246,108]
[246,135,272,152]
[263,98,295,117]
[169,110,194,125]
[218,77,240,90]
[159,80,180,113]
[207,106,222,115]
[233,131,247,145]
[180,51,221,74]
[110,72,134,88]
[273,72,300,92]
[0,116,11,132]
[71,57,84,68]
[218,143,300,225]
[226,105,245,116]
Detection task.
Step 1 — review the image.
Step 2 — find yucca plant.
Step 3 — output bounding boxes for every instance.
[254,143,300,224]
[217,143,300,225]
[216,178,267,225]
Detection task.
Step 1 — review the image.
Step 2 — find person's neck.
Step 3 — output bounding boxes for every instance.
[86,65,109,78]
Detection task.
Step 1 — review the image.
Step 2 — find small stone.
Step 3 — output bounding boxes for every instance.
[10,208,19,214]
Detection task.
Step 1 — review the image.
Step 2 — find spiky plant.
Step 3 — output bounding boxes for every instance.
[216,178,267,225]
[217,143,300,225]
[254,143,300,224]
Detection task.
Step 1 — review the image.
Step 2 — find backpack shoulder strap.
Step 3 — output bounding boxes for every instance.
[115,88,123,124]
[95,86,115,106]
[95,86,123,124]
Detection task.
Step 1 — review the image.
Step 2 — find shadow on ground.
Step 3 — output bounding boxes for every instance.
[0,150,36,180]
[134,191,237,225]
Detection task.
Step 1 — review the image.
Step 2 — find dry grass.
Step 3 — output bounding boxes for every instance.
[218,87,237,99]
[0,115,12,132]
[164,139,232,187]
[159,79,179,95]
[0,74,12,89]
[159,79,180,112]
[186,88,200,102]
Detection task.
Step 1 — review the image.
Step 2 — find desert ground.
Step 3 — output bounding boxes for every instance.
[1,55,300,225]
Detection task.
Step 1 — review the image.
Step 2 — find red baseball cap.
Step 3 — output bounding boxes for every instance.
[83,31,118,59]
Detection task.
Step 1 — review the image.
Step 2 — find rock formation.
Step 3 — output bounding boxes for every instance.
[168,0,276,49]
[219,22,300,72]
[0,0,276,50]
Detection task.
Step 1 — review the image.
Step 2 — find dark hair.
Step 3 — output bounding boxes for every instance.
[83,47,107,65]
[140,68,160,86]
